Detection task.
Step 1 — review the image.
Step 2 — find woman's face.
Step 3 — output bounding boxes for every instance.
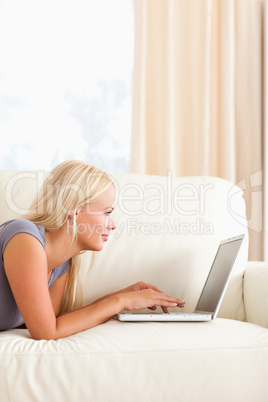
[75,184,116,251]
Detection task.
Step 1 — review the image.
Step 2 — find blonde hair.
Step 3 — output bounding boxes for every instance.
[24,160,114,313]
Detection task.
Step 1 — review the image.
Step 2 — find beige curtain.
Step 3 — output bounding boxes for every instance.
[131,0,263,261]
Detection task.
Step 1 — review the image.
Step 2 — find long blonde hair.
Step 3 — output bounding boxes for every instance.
[24,160,114,313]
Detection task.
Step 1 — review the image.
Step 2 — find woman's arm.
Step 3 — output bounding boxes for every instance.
[4,233,120,340]
[49,271,69,317]
[4,234,183,340]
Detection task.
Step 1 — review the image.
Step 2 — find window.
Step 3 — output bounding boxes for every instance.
[0,0,134,172]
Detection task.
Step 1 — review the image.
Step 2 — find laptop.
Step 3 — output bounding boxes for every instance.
[116,234,245,322]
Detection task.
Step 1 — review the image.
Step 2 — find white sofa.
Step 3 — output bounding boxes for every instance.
[0,169,268,402]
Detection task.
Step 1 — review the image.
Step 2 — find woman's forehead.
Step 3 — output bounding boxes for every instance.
[87,185,116,210]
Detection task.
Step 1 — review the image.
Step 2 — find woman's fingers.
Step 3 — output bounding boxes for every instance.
[161,306,169,314]
[148,292,185,313]
[125,282,185,309]
[122,288,185,312]
[148,306,157,311]
[141,284,186,307]
[155,291,185,306]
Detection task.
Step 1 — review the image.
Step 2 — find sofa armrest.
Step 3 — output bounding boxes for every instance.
[243,261,268,328]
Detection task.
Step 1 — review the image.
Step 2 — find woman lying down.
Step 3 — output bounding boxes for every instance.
[0,160,185,340]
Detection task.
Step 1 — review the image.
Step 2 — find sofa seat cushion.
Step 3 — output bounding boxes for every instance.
[0,318,268,402]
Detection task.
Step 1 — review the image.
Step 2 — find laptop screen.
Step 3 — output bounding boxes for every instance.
[195,235,244,315]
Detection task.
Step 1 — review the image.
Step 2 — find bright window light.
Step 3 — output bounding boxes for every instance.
[0,0,134,172]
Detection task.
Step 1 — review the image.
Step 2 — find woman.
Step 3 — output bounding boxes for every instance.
[0,160,185,340]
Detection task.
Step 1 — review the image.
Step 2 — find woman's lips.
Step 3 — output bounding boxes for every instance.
[102,234,109,241]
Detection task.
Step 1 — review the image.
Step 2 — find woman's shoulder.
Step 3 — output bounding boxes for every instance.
[0,219,46,252]
[0,218,43,236]
[1,218,35,229]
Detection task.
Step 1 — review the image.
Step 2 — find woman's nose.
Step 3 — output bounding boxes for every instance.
[107,217,116,231]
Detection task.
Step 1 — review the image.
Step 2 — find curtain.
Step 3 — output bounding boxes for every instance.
[131,0,263,261]
[264,0,268,261]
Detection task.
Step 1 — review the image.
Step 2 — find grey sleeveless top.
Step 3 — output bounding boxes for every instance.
[0,219,69,331]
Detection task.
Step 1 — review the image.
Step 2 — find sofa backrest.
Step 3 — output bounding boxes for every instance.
[0,170,248,321]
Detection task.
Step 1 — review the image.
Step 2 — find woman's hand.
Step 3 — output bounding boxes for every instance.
[118,281,162,294]
[118,282,185,313]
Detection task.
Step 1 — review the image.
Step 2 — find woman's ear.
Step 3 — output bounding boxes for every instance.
[68,206,83,219]
[67,209,75,220]
[76,206,83,215]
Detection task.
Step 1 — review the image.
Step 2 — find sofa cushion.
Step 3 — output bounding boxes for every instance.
[244,261,268,328]
[0,319,267,402]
